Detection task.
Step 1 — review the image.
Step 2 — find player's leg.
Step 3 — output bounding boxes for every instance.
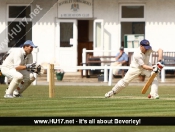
[19,76,35,94]
[1,68,23,98]
[105,79,129,98]
[5,77,12,92]
[141,70,159,99]
[13,70,35,97]
[105,68,141,98]
[149,72,159,99]
[13,81,24,97]
[139,69,151,81]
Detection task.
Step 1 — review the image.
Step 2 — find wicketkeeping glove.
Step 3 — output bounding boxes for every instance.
[26,62,36,70]
[31,64,41,74]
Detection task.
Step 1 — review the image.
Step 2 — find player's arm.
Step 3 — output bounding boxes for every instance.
[157,48,163,62]
[142,62,164,72]
[16,63,36,71]
[141,64,153,70]
[13,52,27,70]
[152,47,163,62]
[136,56,153,70]
[14,52,34,71]
[15,65,27,70]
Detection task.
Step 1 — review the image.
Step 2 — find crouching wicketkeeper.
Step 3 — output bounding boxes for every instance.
[1,40,41,98]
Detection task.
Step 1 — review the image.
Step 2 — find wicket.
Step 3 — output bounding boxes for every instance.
[49,64,55,98]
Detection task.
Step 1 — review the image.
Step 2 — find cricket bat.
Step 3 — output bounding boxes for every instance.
[141,72,157,94]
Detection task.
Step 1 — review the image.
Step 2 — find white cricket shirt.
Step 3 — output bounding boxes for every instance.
[130,46,159,69]
[2,48,33,69]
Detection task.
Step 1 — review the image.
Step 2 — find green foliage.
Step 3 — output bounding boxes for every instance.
[0,85,175,132]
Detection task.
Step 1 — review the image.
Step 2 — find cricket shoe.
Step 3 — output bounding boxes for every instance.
[148,94,159,99]
[105,90,116,98]
[4,94,14,98]
[13,94,22,98]
[13,90,22,97]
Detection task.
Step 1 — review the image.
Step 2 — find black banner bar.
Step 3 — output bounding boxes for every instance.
[0,117,175,126]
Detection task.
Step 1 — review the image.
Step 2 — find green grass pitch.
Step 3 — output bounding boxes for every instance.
[0,84,175,132]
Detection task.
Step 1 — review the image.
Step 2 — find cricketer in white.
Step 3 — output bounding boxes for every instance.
[1,40,37,98]
[105,39,163,99]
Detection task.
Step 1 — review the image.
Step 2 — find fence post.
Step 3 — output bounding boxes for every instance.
[33,73,37,85]
[32,47,39,85]
[49,64,55,98]
[82,48,86,76]
[161,68,165,82]
[104,64,108,82]
[108,66,113,86]
[47,65,50,82]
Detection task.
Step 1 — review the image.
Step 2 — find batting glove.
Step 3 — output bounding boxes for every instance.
[26,62,36,70]
[156,62,164,70]
[152,65,159,73]
[152,62,164,73]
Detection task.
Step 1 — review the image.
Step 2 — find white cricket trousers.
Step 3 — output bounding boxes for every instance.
[1,67,35,95]
[112,67,158,96]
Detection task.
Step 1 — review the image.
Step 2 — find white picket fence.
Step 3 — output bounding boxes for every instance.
[1,47,175,85]
[0,64,175,86]
[47,65,175,86]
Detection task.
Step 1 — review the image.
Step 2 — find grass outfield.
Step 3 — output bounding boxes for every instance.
[0,85,175,132]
